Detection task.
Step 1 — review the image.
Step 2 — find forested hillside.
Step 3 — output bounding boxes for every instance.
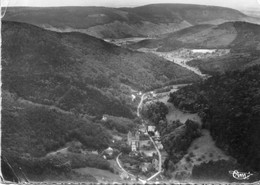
[1,20,201,182]
[131,21,260,51]
[2,3,260,183]
[140,66,260,181]
[1,90,112,181]
[2,21,200,119]
[131,21,260,74]
[185,22,260,74]
[169,66,260,172]
[3,4,256,38]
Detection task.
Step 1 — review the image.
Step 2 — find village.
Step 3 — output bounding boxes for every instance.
[44,86,190,182]
[101,115,164,180]
[119,124,163,177]
[46,113,164,182]
[43,89,166,183]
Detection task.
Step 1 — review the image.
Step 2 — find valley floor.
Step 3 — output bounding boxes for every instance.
[104,36,229,78]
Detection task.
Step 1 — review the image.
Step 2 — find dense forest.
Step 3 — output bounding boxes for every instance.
[169,66,260,172]
[1,91,113,181]
[99,115,139,134]
[2,21,200,120]
[140,66,260,180]
[1,20,201,182]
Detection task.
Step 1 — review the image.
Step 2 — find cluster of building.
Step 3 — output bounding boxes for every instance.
[140,158,159,172]
[123,156,159,173]
[127,125,163,152]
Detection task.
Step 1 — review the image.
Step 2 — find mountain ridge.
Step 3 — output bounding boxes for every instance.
[2,20,201,119]
[3,4,258,39]
[130,21,260,51]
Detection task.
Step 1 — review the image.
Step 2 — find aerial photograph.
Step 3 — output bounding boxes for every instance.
[1,0,260,183]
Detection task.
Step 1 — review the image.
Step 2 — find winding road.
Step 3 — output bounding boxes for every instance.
[116,91,163,183]
[114,42,211,182]
[139,93,162,182]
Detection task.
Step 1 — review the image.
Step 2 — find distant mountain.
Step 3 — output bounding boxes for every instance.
[241,9,260,19]
[120,4,246,25]
[131,21,260,51]
[130,21,260,74]
[3,4,258,39]
[185,22,260,74]
[2,21,200,119]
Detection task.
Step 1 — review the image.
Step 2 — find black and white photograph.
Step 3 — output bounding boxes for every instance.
[1,0,260,184]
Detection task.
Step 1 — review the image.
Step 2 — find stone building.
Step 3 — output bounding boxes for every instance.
[127,131,140,151]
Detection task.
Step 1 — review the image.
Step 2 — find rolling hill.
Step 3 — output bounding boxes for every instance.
[131,21,260,51]
[1,89,112,182]
[2,21,200,119]
[1,20,201,182]
[130,21,260,74]
[185,22,260,74]
[3,4,259,39]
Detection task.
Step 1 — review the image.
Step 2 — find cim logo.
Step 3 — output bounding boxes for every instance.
[229,170,253,180]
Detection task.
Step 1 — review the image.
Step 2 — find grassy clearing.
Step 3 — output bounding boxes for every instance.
[74,166,122,182]
[159,96,202,125]
[173,129,230,175]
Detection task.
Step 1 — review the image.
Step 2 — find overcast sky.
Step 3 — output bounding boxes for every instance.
[2,0,260,10]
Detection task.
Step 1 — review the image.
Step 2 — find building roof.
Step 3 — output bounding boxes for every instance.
[105,147,113,151]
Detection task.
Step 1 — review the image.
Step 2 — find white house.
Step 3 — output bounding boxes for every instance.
[120,172,129,180]
[148,125,156,132]
[91,150,98,155]
[104,147,113,156]
[155,141,163,150]
[154,131,160,138]
[102,115,108,121]
[131,94,136,101]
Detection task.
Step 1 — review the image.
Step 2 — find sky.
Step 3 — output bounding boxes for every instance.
[1,0,260,10]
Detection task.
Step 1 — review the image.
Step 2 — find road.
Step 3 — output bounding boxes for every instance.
[115,91,163,183]
[116,153,135,178]
[137,93,146,117]
[116,153,147,183]
[138,92,163,181]
[146,129,162,181]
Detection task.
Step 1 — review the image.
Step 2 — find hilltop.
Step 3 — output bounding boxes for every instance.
[3,4,258,38]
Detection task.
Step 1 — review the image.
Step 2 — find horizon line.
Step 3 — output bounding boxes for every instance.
[0,3,252,11]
